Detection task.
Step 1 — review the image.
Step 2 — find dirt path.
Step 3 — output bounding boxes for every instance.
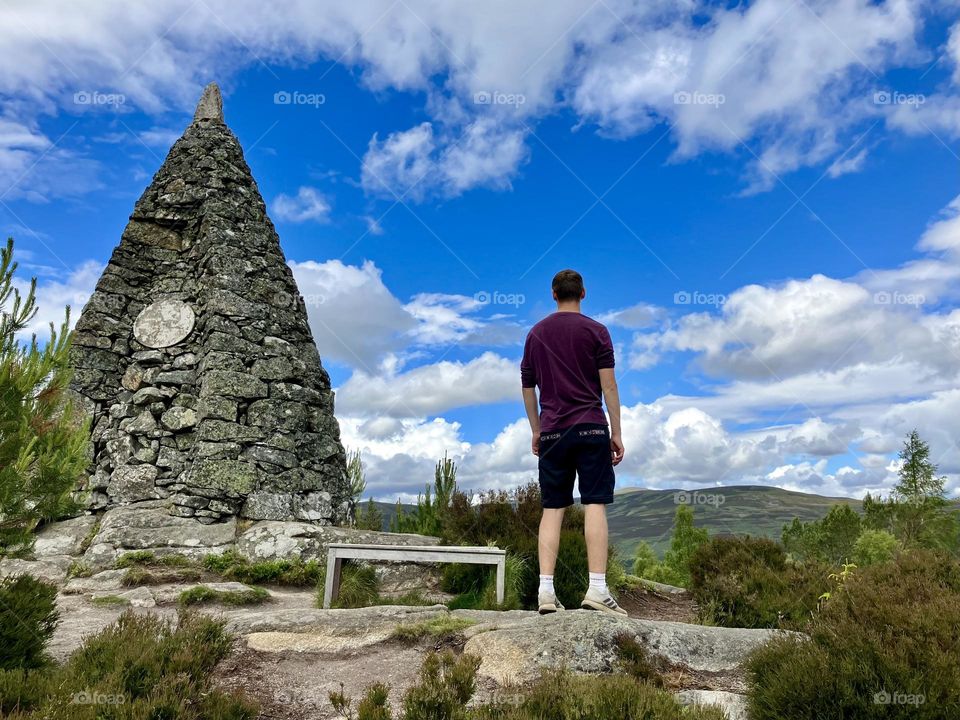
[617,586,698,623]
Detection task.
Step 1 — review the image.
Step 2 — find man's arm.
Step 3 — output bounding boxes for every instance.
[599,368,624,465]
[522,387,541,456]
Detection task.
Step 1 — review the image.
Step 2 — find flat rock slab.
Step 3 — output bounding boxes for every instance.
[462,609,793,683]
[676,690,749,720]
[0,556,72,584]
[33,516,99,557]
[63,569,128,595]
[83,503,236,568]
[92,586,156,607]
[222,604,450,653]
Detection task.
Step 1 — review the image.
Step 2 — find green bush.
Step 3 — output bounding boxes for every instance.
[747,550,960,719]
[638,505,709,588]
[782,503,862,564]
[0,575,59,671]
[0,611,257,718]
[852,529,899,566]
[632,541,658,577]
[690,536,829,629]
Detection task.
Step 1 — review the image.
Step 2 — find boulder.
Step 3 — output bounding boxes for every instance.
[462,610,795,684]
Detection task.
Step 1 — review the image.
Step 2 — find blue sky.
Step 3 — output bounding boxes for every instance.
[3,1,960,502]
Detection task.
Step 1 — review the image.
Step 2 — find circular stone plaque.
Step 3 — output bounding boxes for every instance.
[133,300,196,349]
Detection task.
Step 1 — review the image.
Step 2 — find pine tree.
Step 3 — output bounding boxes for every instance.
[891,429,956,549]
[894,429,945,500]
[0,239,88,553]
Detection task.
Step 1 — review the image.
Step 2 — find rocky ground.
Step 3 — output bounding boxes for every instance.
[2,515,788,720]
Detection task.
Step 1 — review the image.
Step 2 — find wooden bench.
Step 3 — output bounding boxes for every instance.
[322,543,506,609]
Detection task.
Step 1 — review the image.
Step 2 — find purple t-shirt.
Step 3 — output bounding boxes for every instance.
[521,312,615,432]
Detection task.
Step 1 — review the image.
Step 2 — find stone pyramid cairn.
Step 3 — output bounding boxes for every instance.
[70,83,351,525]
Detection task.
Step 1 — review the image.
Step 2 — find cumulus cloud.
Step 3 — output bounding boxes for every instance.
[0,0,945,202]
[361,119,528,200]
[290,259,524,370]
[272,187,332,224]
[337,351,517,417]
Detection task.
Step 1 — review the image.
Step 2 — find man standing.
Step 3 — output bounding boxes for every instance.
[521,269,626,616]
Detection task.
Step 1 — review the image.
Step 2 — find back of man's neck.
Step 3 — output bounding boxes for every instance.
[555,302,581,313]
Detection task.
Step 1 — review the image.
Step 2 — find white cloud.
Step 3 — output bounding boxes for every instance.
[0,0,939,201]
[337,351,517,417]
[290,259,416,368]
[363,216,384,236]
[0,119,101,202]
[597,303,665,330]
[826,147,869,178]
[290,259,524,370]
[14,259,103,340]
[361,119,528,200]
[272,186,332,224]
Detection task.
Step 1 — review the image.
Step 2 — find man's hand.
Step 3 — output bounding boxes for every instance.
[610,433,624,466]
[531,433,540,457]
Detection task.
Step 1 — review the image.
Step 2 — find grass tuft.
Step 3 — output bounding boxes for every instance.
[392,615,475,643]
[177,585,271,607]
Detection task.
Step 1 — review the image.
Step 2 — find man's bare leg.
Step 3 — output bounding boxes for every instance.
[583,503,608,574]
[538,508,565,575]
[537,507,565,612]
[581,503,626,614]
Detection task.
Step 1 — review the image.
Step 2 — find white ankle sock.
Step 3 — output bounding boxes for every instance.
[538,574,554,595]
[588,572,608,594]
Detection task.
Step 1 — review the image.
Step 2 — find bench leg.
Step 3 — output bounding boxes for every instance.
[323,551,343,609]
[495,558,505,606]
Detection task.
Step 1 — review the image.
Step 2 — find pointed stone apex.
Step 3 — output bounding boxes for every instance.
[193,82,223,124]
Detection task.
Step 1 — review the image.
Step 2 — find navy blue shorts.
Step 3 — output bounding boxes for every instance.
[538,423,615,508]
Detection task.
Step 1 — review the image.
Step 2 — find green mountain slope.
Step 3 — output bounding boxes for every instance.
[606,485,862,557]
[373,485,863,559]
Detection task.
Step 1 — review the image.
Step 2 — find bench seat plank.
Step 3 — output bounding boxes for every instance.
[322,542,506,608]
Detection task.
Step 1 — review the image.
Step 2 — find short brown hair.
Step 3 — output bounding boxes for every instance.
[552,269,584,302]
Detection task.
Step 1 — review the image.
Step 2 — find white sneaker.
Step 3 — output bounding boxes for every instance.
[581,586,627,616]
[538,591,565,614]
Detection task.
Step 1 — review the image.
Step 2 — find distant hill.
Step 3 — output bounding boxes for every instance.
[371,485,861,558]
[606,485,861,557]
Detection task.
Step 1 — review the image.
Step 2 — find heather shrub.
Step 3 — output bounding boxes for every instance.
[690,536,829,629]
[747,550,960,719]
[0,611,256,718]
[0,575,59,671]
[335,649,724,720]
[852,528,899,566]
